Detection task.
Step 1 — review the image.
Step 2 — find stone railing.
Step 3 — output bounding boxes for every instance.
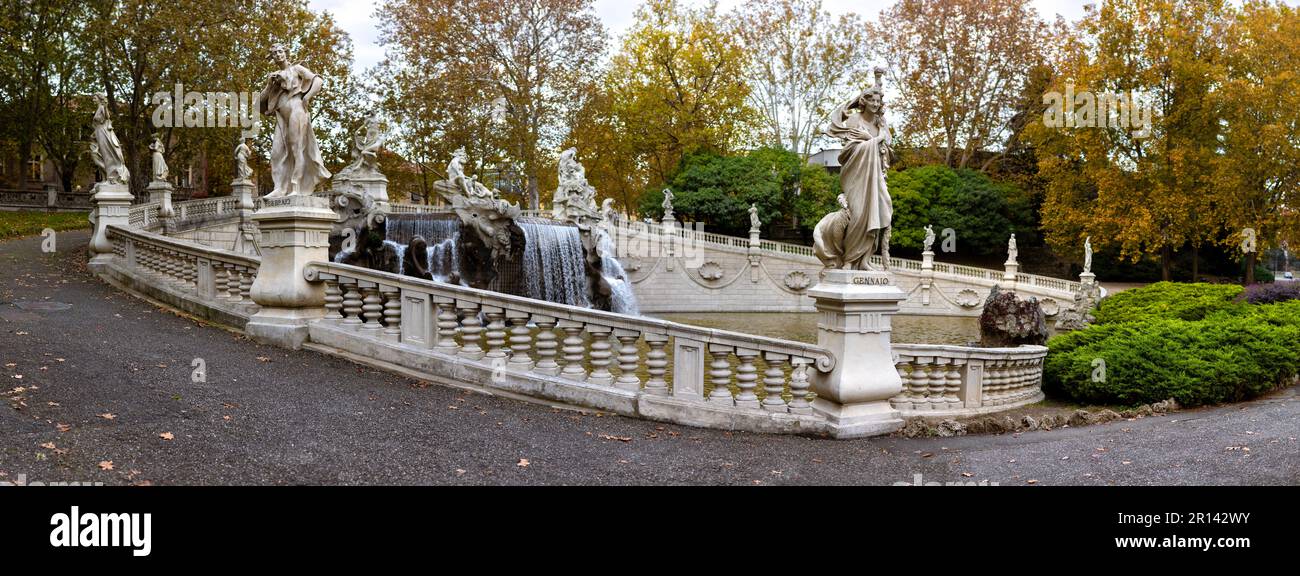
[128,201,164,231]
[0,188,93,211]
[102,225,262,324]
[175,196,243,223]
[303,260,839,433]
[389,203,550,219]
[890,344,1048,417]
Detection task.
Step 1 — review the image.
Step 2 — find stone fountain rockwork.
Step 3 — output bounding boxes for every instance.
[326,146,636,315]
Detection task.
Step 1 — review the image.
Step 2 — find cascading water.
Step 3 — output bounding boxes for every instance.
[594,227,639,315]
[385,215,461,282]
[518,220,591,308]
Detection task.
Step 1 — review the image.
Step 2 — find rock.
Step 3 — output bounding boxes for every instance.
[1119,409,1136,419]
[1136,405,1153,417]
[979,287,1049,348]
[900,419,931,438]
[1039,414,1057,430]
[999,415,1018,433]
[1068,409,1091,427]
[965,419,989,435]
[1089,409,1122,424]
[1151,399,1180,414]
[1021,415,1039,430]
[935,419,967,437]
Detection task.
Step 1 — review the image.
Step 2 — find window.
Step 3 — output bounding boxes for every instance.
[28,154,43,181]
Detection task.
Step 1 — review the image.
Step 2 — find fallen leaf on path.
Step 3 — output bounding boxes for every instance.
[99,413,115,420]
[517,459,530,468]
[39,442,56,450]
[55,423,71,432]
[599,434,632,442]
[158,432,174,441]
[98,461,114,471]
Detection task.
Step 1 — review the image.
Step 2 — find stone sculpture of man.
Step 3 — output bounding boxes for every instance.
[150,136,168,183]
[1008,234,1019,263]
[91,93,130,185]
[923,225,936,252]
[749,203,761,233]
[258,44,331,197]
[661,189,675,220]
[823,67,892,271]
[338,110,384,179]
[1084,236,1093,274]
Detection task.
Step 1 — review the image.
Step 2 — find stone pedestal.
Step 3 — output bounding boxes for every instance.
[231,180,258,255]
[920,250,936,306]
[333,175,389,209]
[88,183,133,270]
[147,180,174,217]
[1003,261,1019,290]
[245,195,335,349]
[806,269,906,438]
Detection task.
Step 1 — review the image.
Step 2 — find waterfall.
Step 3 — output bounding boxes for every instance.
[385,215,461,283]
[519,221,591,308]
[595,227,639,315]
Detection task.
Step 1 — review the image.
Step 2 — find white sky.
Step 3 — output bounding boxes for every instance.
[309,0,1097,73]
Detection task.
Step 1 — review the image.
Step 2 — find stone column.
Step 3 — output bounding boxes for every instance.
[1002,260,1019,290]
[147,180,174,218]
[87,182,134,271]
[660,214,677,272]
[232,179,258,255]
[920,250,935,306]
[245,195,335,349]
[806,269,906,438]
[748,225,761,282]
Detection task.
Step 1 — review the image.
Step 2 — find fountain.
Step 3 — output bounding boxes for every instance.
[326,148,638,315]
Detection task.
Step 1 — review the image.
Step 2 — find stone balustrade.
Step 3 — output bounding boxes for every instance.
[303,260,840,434]
[128,202,164,231]
[890,343,1048,417]
[102,225,261,326]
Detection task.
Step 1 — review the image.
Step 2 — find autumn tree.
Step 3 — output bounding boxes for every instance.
[732,0,870,158]
[1028,0,1229,281]
[870,0,1051,171]
[375,0,606,209]
[604,0,756,185]
[1215,0,1300,284]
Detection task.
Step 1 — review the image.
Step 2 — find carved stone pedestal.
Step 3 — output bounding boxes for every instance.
[334,175,389,209]
[147,180,174,217]
[245,195,335,349]
[88,183,133,271]
[806,269,906,438]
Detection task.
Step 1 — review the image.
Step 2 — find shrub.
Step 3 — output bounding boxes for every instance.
[1044,315,1300,407]
[1238,282,1300,305]
[1092,282,1244,324]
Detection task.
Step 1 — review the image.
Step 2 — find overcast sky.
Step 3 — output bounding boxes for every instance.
[309,0,1098,72]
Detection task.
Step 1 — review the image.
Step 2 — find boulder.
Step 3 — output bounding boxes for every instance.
[979,287,1049,348]
[935,419,967,437]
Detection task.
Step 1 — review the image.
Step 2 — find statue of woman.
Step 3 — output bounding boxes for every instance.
[1084,236,1093,274]
[234,139,254,183]
[257,44,331,197]
[749,203,761,232]
[91,93,130,185]
[338,110,384,178]
[150,136,168,183]
[923,225,936,252]
[825,68,892,271]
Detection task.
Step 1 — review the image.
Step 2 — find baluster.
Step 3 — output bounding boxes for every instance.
[943,360,963,409]
[359,282,383,333]
[984,362,1004,405]
[708,344,735,404]
[788,359,813,415]
[891,357,913,410]
[531,315,559,376]
[435,298,460,353]
[643,333,670,396]
[761,352,788,412]
[613,329,641,392]
[212,263,229,299]
[323,277,344,323]
[239,268,253,302]
[911,358,933,410]
[381,286,401,342]
[225,264,242,302]
[340,279,363,329]
[929,358,950,410]
[734,349,760,409]
[557,320,586,380]
[456,301,483,360]
[182,255,196,289]
[482,307,508,361]
[161,250,176,282]
[586,325,614,386]
[507,311,534,371]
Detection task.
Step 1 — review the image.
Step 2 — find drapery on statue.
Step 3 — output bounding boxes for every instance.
[923,225,936,252]
[817,67,893,272]
[337,109,384,179]
[813,194,851,275]
[661,189,675,220]
[1007,233,1019,264]
[552,148,601,226]
[149,136,168,182]
[91,93,130,186]
[1083,236,1093,274]
[234,139,254,183]
[258,44,331,197]
[749,203,761,233]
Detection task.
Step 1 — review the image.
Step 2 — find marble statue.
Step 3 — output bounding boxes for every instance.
[234,139,254,183]
[601,198,618,224]
[749,203,761,233]
[923,225,936,253]
[1007,234,1019,263]
[661,189,675,221]
[552,148,600,225]
[813,194,852,274]
[433,150,521,262]
[91,93,130,185]
[447,147,488,199]
[821,67,892,271]
[337,110,384,179]
[1083,236,1093,274]
[257,44,331,197]
[150,136,168,183]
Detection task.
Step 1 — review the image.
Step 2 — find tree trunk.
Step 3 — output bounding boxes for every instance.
[1162,246,1176,281]
[527,174,539,211]
[1245,252,1257,285]
[1191,245,1199,283]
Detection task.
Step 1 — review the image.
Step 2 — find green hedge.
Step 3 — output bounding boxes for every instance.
[1045,284,1300,407]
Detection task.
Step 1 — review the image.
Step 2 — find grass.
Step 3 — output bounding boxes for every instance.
[0,210,90,240]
